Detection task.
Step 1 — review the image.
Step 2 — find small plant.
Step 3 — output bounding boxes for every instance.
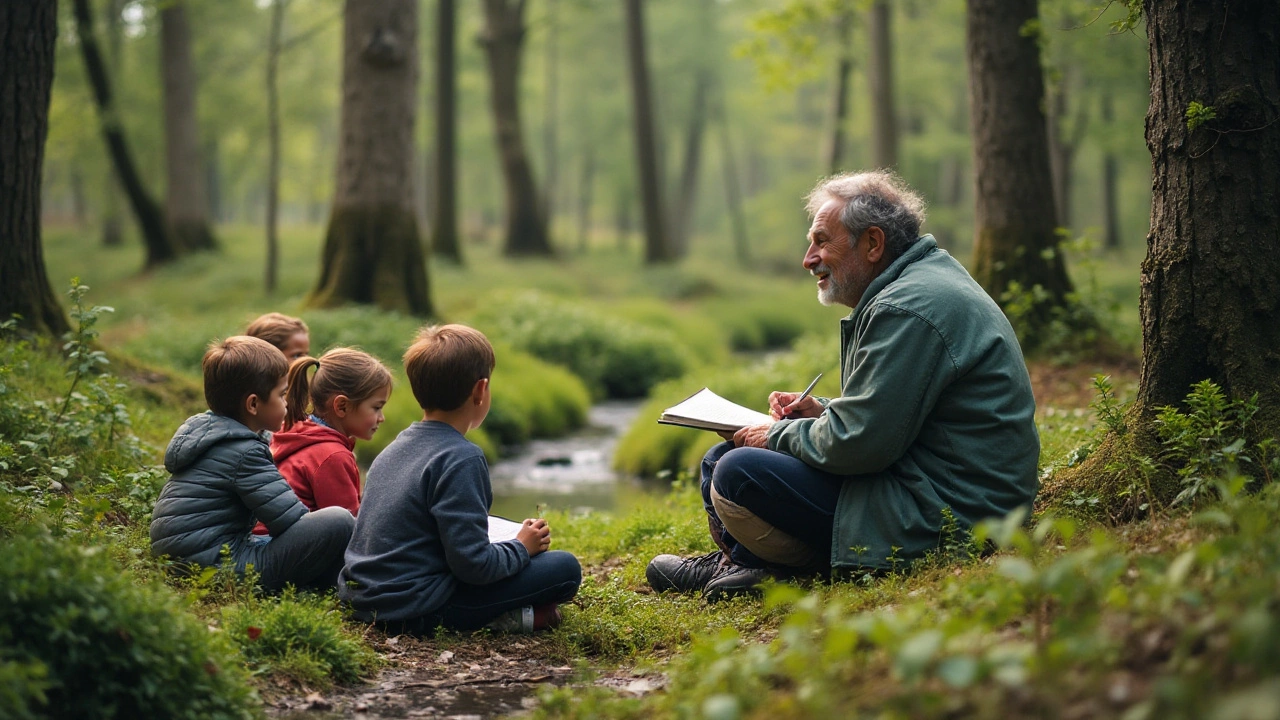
[1186,101,1217,131]
[1156,380,1262,506]
[1090,374,1127,436]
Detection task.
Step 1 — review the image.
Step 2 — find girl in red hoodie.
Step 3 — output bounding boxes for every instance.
[254,348,393,535]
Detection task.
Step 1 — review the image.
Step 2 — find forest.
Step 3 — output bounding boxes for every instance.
[1,0,1278,718]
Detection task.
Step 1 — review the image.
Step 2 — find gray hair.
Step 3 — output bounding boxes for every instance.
[805,170,927,262]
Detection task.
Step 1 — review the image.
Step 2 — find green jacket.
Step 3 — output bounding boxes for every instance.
[767,236,1039,569]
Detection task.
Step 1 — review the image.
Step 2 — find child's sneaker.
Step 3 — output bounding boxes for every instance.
[532,603,563,630]
[485,606,534,633]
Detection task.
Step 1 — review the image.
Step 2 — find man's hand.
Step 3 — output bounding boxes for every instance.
[517,518,551,557]
[769,391,823,420]
[732,423,772,448]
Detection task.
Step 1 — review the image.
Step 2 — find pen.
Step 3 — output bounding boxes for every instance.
[784,372,823,418]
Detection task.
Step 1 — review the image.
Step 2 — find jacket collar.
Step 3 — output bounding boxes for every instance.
[845,234,938,324]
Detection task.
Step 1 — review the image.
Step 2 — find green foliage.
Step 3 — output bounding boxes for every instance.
[1155,380,1271,507]
[220,589,379,689]
[0,531,259,719]
[471,291,691,399]
[1186,101,1217,132]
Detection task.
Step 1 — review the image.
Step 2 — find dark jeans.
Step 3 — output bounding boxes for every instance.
[701,442,840,569]
[238,506,355,592]
[388,550,582,635]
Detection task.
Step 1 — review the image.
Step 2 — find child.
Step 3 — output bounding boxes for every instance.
[340,324,581,634]
[150,336,354,592]
[245,312,311,360]
[251,348,392,535]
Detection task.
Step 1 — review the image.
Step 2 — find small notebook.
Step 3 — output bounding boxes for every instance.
[657,388,773,433]
[488,515,524,543]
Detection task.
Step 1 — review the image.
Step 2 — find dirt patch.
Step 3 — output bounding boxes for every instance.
[1028,357,1139,412]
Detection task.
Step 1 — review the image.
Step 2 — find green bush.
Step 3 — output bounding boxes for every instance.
[471,291,692,399]
[0,532,259,719]
[220,589,379,689]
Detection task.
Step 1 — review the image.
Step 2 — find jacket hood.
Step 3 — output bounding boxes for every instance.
[271,419,354,464]
[164,412,263,473]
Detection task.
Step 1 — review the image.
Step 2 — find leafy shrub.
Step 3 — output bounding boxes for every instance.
[221,589,379,689]
[471,291,691,399]
[0,532,258,719]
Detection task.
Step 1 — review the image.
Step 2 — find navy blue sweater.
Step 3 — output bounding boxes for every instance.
[339,421,529,622]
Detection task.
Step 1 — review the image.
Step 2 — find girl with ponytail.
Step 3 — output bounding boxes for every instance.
[253,348,393,535]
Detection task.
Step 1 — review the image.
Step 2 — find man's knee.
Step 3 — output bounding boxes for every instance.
[710,483,817,568]
[709,446,768,504]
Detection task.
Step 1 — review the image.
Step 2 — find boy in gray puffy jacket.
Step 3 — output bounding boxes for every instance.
[149,336,354,591]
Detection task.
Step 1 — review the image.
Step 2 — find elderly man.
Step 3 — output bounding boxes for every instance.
[647,170,1040,601]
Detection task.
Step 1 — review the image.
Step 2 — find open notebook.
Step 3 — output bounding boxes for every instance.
[488,515,524,543]
[657,388,772,433]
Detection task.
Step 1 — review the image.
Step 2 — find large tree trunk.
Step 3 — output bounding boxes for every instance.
[624,0,671,264]
[431,0,461,263]
[311,0,433,316]
[0,0,70,337]
[1136,0,1280,420]
[965,0,1074,327]
[824,6,854,174]
[264,0,284,293]
[72,0,177,268]
[480,0,552,257]
[867,0,898,169]
[160,0,216,252]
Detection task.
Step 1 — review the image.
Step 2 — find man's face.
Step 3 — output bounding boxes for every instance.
[803,199,876,308]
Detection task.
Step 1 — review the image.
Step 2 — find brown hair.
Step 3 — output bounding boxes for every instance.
[202,336,289,418]
[403,324,496,412]
[244,312,309,352]
[284,347,394,428]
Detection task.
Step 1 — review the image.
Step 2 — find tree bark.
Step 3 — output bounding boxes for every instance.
[670,70,709,259]
[624,0,671,264]
[311,0,433,316]
[867,0,898,169]
[1136,0,1280,420]
[0,0,70,337]
[712,88,750,267]
[72,0,177,268]
[965,0,1074,324]
[432,0,462,263]
[264,0,284,294]
[480,0,552,257]
[101,0,125,247]
[824,6,854,174]
[160,0,216,252]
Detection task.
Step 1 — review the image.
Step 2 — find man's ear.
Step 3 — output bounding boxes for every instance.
[332,395,350,418]
[862,226,886,264]
[471,378,489,406]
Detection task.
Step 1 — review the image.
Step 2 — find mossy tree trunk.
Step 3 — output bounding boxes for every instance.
[160,0,217,252]
[480,0,552,258]
[311,0,432,316]
[0,0,70,337]
[965,0,1074,318]
[1136,0,1280,422]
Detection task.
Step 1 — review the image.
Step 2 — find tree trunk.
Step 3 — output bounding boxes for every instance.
[824,7,854,174]
[615,187,632,253]
[1136,0,1280,420]
[160,0,216,252]
[480,0,551,257]
[264,0,284,294]
[1046,67,1088,233]
[432,0,462,263]
[867,0,898,169]
[311,0,433,316]
[576,144,595,253]
[0,0,70,337]
[713,90,750,267]
[965,0,1074,323]
[72,0,177,268]
[1101,92,1121,250]
[670,70,709,259]
[540,0,558,223]
[101,0,125,247]
[623,0,671,264]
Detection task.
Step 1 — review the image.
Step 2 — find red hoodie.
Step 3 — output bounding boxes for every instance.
[252,419,359,535]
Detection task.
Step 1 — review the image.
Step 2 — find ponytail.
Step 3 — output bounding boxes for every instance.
[285,356,320,428]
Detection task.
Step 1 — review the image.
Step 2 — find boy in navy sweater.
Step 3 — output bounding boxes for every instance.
[339,324,581,634]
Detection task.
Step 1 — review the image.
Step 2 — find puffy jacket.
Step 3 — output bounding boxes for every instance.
[150,412,307,567]
[251,419,359,535]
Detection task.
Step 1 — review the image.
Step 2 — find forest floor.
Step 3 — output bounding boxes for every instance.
[262,358,1142,720]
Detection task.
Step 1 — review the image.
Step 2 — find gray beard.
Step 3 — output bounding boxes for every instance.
[814,263,873,308]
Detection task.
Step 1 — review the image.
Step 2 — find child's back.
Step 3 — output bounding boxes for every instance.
[152,412,304,567]
[340,420,525,622]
